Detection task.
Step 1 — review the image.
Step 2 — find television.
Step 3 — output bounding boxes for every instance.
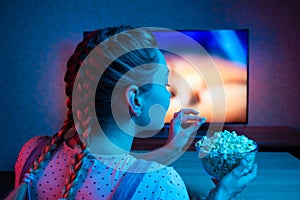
[152,29,249,125]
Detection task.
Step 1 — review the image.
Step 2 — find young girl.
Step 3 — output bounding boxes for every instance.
[7,26,257,200]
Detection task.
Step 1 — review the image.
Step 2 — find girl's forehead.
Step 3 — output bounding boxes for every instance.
[156,50,167,65]
[155,50,168,70]
[151,65,169,84]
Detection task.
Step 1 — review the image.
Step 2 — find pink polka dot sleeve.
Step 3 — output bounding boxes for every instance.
[14,136,46,187]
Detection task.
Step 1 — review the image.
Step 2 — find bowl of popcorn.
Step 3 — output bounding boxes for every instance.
[195,130,258,180]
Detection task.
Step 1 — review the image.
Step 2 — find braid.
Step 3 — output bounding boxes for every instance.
[62,26,140,199]
[30,120,73,170]
[26,38,89,176]
[24,31,101,197]
[5,118,74,200]
[6,26,157,200]
[61,29,113,199]
[5,27,98,200]
[62,146,89,199]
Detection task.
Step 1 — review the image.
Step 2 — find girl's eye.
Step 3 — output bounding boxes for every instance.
[165,84,171,91]
[166,84,175,97]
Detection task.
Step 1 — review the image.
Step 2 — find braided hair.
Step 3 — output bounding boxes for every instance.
[6,26,160,200]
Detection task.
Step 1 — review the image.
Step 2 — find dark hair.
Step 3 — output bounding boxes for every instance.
[7,26,160,200]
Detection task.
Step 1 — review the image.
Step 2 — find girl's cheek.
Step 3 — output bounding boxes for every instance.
[162,91,171,110]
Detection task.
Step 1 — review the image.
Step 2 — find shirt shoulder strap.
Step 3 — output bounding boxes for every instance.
[112,159,151,200]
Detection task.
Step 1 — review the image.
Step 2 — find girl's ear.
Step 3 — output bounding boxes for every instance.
[125,85,142,117]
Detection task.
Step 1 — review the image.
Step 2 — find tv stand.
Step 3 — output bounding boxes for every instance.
[132,126,300,158]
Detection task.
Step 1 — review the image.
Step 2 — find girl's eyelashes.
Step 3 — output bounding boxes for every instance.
[165,84,171,91]
[166,84,175,98]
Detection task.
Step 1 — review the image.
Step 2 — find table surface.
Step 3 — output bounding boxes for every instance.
[170,152,300,200]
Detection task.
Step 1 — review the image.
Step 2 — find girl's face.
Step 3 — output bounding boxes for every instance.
[138,51,171,129]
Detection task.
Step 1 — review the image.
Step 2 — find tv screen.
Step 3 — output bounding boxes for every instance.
[152,29,248,124]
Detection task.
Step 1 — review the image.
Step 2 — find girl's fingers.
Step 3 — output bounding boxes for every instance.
[179,108,199,115]
[231,158,248,178]
[172,115,206,125]
[181,119,206,138]
[185,121,200,134]
[200,117,207,124]
[180,115,202,122]
[173,109,199,118]
[173,109,202,120]
[240,164,258,185]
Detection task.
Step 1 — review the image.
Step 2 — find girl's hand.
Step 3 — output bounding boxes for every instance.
[167,109,206,151]
[209,157,258,200]
[137,109,205,165]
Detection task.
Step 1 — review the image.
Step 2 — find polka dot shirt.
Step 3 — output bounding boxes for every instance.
[15,136,190,199]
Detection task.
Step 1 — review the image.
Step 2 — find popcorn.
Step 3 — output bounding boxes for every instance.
[195,130,258,180]
[196,130,256,154]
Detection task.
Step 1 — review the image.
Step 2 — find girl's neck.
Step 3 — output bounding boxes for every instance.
[87,130,134,155]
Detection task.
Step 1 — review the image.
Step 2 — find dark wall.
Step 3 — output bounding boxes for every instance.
[0,0,299,170]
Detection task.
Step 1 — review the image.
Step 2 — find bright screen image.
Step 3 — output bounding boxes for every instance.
[153,30,248,124]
